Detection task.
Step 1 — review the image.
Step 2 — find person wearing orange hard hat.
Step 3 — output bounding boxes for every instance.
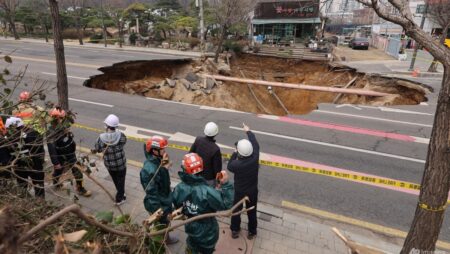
[172,153,234,254]
[140,135,178,245]
[13,91,46,134]
[46,107,91,197]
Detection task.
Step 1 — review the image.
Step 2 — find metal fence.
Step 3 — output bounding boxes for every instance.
[371,34,403,59]
[386,37,402,58]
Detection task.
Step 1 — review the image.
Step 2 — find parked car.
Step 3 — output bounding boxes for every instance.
[349,37,369,50]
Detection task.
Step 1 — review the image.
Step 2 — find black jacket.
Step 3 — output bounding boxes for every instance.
[227,131,259,194]
[7,127,45,170]
[47,127,77,165]
[189,136,222,181]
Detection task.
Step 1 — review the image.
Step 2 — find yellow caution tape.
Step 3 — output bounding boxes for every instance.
[419,202,447,212]
[73,123,426,192]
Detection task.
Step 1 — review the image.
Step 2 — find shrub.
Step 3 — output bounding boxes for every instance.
[223,40,243,53]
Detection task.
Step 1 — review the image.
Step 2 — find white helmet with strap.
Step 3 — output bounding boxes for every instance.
[204,122,219,137]
[237,139,253,157]
[104,114,119,128]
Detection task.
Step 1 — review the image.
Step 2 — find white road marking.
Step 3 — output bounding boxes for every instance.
[315,110,433,128]
[120,123,234,149]
[420,102,429,106]
[230,126,426,164]
[336,104,362,110]
[41,72,86,80]
[145,97,198,107]
[358,105,433,116]
[69,98,114,108]
[199,105,249,114]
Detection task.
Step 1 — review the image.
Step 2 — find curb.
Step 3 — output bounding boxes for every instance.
[391,71,443,78]
[0,38,203,58]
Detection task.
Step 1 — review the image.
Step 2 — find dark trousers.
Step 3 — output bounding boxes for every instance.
[230,190,258,235]
[15,160,45,198]
[53,162,84,189]
[108,169,126,202]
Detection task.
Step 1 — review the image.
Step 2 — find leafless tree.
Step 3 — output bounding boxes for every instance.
[209,0,255,62]
[66,0,86,45]
[49,0,69,110]
[0,0,20,39]
[354,0,450,253]
[426,0,450,72]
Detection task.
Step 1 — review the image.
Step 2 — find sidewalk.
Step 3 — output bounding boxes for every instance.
[45,156,407,254]
[337,46,444,79]
[0,37,203,58]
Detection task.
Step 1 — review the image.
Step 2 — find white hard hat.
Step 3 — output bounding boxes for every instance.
[204,122,219,137]
[5,117,24,128]
[104,114,119,128]
[237,139,253,157]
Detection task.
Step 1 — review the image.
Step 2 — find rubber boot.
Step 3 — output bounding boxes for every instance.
[76,180,92,197]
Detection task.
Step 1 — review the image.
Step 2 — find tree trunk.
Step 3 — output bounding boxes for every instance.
[44,25,49,43]
[49,0,69,110]
[428,24,449,73]
[75,16,83,45]
[7,15,19,40]
[401,64,450,253]
[214,25,227,63]
[118,22,123,48]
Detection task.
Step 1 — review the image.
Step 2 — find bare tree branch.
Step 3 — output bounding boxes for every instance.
[18,204,136,244]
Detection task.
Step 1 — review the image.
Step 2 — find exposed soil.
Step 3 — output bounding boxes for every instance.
[84,54,430,116]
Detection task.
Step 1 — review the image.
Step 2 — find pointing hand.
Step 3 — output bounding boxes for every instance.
[243,123,250,132]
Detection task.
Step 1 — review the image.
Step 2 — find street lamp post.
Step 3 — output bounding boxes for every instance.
[408,3,428,71]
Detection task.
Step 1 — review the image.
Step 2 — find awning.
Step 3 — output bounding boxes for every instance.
[252,18,321,25]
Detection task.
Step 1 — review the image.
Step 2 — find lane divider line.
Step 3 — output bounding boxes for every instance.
[258,114,430,144]
[72,123,432,194]
[314,110,433,128]
[69,98,114,108]
[281,200,450,251]
[230,126,426,164]
[41,72,87,80]
[0,54,101,69]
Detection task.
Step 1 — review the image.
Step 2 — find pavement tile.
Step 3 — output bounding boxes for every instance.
[281,236,297,249]
[295,241,309,252]
[313,236,332,249]
[308,243,324,254]
[258,228,271,240]
[274,243,289,254]
[260,240,275,251]
[295,223,308,234]
[269,231,283,243]
[283,220,296,230]
[252,248,270,254]
[271,217,283,225]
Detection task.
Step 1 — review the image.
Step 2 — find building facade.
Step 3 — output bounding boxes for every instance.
[251,0,321,43]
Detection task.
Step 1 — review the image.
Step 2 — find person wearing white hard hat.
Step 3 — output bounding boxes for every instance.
[92,114,128,205]
[5,116,46,198]
[189,122,223,186]
[228,123,260,240]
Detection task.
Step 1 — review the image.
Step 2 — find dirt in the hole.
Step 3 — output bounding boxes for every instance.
[84,55,430,116]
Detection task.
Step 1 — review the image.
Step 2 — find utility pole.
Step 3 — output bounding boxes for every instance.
[197,0,205,53]
[408,3,428,71]
[100,0,107,47]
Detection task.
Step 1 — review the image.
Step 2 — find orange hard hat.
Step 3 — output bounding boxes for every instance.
[49,108,66,118]
[19,91,31,101]
[182,153,203,175]
[0,118,5,135]
[146,136,168,152]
